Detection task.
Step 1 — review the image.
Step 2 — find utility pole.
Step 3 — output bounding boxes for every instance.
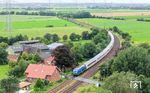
[49,0,51,11]
[6,0,12,32]
[76,0,80,12]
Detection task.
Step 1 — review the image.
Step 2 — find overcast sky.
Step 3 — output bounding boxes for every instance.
[1,0,150,4]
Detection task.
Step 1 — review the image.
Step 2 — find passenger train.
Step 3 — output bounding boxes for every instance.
[73,31,115,75]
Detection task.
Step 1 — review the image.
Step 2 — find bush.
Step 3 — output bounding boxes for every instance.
[8,62,18,68]
[46,25,54,28]
[34,79,45,89]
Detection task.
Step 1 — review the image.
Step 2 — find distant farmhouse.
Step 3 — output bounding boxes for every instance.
[7,41,64,62]
[25,64,61,82]
[7,40,51,62]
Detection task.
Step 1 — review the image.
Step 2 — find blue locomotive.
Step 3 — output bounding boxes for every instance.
[73,65,86,75]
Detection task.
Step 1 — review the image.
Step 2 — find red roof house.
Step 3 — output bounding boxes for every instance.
[25,64,61,82]
[43,56,55,65]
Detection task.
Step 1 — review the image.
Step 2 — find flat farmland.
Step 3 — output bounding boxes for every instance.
[0,15,88,37]
[78,16,150,43]
[92,11,150,17]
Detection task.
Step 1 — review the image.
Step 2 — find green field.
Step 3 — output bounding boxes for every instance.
[78,16,150,43]
[0,15,88,38]
[0,65,10,80]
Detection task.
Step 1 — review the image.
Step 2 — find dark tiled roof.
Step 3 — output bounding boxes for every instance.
[38,52,51,60]
[18,40,40,44]
[10,45,23,52]
[24,43,49,50]
[47,43,64,50]
[9,43,49,52]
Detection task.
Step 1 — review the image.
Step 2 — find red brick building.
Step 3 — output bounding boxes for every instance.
[43,56,55,65]
[25,64,61,82]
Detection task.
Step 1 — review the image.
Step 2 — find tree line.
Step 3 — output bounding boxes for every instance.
[0,11,92,18]
[0,11,56,16]
[137,18,150,22]
[93,15,126,20]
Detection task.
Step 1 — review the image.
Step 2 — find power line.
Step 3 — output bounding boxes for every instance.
[5,0,12,32]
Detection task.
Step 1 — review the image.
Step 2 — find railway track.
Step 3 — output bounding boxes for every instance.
[47,35,120,93]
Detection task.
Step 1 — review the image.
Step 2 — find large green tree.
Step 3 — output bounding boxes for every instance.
[112,47,150,77]
[0,47,8,65]
[71,44,84,63]
[83,42,96,58]
[52,34,59,42]
[44,33,52,41]
[93,31,109,48]
[81,31,90,40]
[34,79,44,90]
[52,45,76,70]
[9,60,29,77]
[0,76,19,93]
[141,77,150,93]
[102,72,138,93]
[0,42,8,49]
[139,43,150,54]
[63,35,68,41]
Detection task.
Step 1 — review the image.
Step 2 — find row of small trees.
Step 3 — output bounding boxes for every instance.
[0,11,56,16]
[0,34,28,45]
[0,11,92,18]
[137,18,150,22]
[57,11,92,18]
[93,15,126,20]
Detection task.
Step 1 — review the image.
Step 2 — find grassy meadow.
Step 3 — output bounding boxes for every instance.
[78,15,150,43]
[0,65,10,80]
[0,15,88,38]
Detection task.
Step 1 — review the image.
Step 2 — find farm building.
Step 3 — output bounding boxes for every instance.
[19,81,31,91]
[7,40,51,60]
[18,40,39,45]
[47,43,64,51]
[25,64,61,82]
[7,43,49,54]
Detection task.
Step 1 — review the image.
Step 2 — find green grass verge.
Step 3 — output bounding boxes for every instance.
[31,79,66,93]
[73,85,112,93]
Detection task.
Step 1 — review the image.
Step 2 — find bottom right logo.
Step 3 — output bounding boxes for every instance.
[130,81,142,89]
